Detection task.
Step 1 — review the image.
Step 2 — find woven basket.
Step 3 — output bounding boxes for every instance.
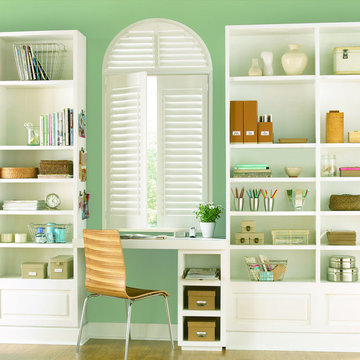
[329,194,360,211]
[0,167,39,179]
[39,160,73,175]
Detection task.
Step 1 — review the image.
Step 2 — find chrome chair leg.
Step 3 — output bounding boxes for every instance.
[124,300,133,360]
[76,294,98,352]
[124,299,131,340]
[163,295,174,350]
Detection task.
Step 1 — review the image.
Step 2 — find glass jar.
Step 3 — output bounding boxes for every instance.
[24,123,40,146]
[321,154,337,177]
[35,227,47,243]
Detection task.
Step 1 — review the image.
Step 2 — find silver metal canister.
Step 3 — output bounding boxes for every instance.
[328,267,358,282]
[329,255,356,269]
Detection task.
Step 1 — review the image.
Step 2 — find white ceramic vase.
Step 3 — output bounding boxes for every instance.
[261,51,274,76]
[248,58,262,76]
[200,222,216,238]
[281,44,308,75]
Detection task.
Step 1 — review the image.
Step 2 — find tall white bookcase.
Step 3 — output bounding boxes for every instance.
[0,30,86,343]
[226,22,360,352]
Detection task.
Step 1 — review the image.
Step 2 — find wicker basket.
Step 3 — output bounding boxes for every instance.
[0,167,39,179]
[326,110,344,143]
[329,194,360,211]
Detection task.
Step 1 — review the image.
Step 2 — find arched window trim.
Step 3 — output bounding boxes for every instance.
[102,18,213,231]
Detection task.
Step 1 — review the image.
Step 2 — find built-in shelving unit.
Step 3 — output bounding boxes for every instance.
[0,30,86,344]
[226,22,360,352]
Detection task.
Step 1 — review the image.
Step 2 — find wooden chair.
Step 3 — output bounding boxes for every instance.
[76,229,174,359]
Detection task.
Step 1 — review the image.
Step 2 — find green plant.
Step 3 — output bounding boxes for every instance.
[193,202,223,223]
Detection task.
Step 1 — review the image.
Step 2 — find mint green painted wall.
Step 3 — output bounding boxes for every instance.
[1,0,360,324]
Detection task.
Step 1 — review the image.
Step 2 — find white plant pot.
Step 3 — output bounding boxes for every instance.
[200,222,216,238]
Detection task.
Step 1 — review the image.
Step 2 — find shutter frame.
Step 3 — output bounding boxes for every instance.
[103,72,147,229]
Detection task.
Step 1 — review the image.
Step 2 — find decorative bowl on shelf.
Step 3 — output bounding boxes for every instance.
[284,167,303,178]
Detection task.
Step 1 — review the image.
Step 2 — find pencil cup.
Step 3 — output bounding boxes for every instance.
[234,197,244,211]
[264,198,275,211]
[249,198,259,211]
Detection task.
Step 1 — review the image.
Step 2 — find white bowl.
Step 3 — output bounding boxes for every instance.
[285,167,302,177]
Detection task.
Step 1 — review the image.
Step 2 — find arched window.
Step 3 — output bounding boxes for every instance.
[102,18,212,230]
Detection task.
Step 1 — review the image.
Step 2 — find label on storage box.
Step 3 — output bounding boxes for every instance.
[54,269,63,273]
[246,131,254,135]
[28,272,37,276]
[232,131,241,136]
[260,131,269,136]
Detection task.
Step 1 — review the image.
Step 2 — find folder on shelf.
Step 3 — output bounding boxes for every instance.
[244,100,258,143]
[230,101,244,143]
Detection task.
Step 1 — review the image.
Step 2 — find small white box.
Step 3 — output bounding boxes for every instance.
[334,46,360,75]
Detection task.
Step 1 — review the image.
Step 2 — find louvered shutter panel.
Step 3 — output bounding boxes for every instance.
[103,72,147,229]
[157,75,209,228]
[105,30,156,70]
[158,30,208,69]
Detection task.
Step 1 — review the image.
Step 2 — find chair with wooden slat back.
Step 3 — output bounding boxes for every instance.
[76,229,174,359]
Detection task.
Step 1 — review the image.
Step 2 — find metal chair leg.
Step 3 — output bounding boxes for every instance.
[124,299,131,340]
[163,295,174,350]
[76,294,98,352]
[124,300,133,360]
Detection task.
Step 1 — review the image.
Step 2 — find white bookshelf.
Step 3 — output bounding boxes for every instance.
[0,30,86,342]
[226,22,360,352]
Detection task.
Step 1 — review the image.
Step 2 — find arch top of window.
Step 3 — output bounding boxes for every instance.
[102,18,212,75]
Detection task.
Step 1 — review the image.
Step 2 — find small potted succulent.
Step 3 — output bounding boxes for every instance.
[193,202,223,238]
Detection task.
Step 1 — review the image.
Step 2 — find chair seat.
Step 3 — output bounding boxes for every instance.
[126,286,169,300]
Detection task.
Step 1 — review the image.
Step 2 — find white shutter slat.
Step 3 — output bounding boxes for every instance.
[103,21,209,72]
[157,75,208,228]
[104,72,147,228]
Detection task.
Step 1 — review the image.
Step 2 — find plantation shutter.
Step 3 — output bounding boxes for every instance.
[103,72,147,229]
[157,75,209,228]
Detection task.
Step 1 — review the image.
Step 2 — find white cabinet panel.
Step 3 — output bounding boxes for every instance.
[327,294,360,324]
[0,289,72,326]
[235,293,309,321]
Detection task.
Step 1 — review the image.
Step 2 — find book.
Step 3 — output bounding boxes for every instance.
[184,267,220,280]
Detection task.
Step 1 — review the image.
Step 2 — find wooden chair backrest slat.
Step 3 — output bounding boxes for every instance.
[83,229,129,298]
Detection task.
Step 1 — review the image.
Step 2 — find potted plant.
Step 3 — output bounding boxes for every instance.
[193,202,223,238]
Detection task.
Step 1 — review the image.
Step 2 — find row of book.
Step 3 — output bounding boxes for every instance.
[40,108,74,146]
[13,44,49,81]
[233,164,272,178]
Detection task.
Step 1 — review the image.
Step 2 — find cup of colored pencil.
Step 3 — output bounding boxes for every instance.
[247,188,261,211]
[231,186,244,211]
[260,189,277,212]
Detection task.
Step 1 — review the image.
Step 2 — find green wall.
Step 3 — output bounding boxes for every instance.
[1,0,360,324]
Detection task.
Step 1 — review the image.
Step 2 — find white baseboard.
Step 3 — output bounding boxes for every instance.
[82,322,177,344]
[0,326,79,345]
[227,331,360,352]
[0,322,177,345]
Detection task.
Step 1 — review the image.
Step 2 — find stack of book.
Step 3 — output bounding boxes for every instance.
[2,200,47,211]
[233,164,272,178]
[13,44,49,80]
[184,267,220,280]
[39,108,74,146]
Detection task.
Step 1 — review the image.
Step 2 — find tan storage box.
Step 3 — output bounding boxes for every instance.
[21,262,47,279]
[334,46,360,75]
[249,232,265,245]
[348,131,360,143]
[188,319,216,341]
[241,220,256,233]
[39,160,73,175]
[49,255,73,279]
[235,233,250,245]
[327,231,356,245]
[188,290,216,310]
[326,110,344,143]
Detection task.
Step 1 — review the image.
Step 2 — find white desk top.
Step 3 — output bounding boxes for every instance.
[75,237,226,250]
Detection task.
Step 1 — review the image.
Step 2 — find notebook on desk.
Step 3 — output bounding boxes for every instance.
[120,234,167,240]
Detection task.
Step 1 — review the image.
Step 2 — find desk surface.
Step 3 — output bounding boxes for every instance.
[75,237,226,250]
